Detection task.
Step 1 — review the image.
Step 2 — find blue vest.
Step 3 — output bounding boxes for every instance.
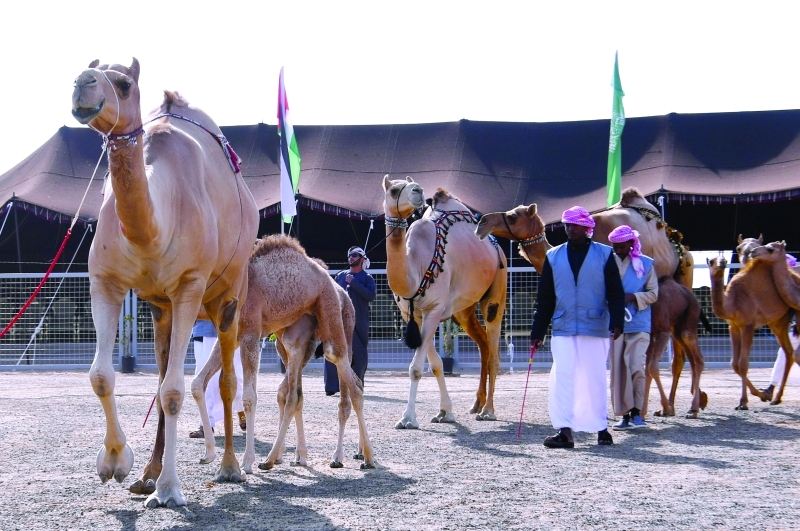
[548,241,613,338]
[620,255,654,334]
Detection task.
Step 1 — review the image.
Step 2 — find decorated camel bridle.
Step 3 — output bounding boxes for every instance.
[500,212,546,248]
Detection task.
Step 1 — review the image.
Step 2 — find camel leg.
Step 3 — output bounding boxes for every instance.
[190,339,221,466]
[645,331,672,417]
[261,335,305,470]
[675,331,706,418]
[145,290,204,509]
[88,282,134,485]
[396,307,449,429]
[130,305,172,495]
[331,365,353,468]
[666,338,685,414]
[768,314,794,405]
[729,324,767,410]
[475,266,506,421]
[239,332,261,474]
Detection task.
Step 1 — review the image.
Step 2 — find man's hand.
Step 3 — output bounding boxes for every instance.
[530,339,543,350]
[346,274,354,284]
[610,327,622,341]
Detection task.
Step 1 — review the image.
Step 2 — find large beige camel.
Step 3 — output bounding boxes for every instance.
[748,241,800,404]
[382,176,507,426]
[72,59,258,507]
[192,235,374,471]
[475,189,708,418]
[707,256,795,409]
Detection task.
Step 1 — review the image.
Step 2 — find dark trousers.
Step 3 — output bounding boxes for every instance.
[324,339,368,393]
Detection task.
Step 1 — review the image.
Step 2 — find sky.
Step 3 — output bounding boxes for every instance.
[2,1,799,175]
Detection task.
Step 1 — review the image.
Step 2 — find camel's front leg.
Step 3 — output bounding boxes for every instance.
[730,324,766,410]
[667,339,685,411]
[239,333,261,474]
[145,295,202,509]
[644,332,672,417]
[130,305,171,495]
[213,310,246,483]
[333,347,375,469]
[331,368,353,468]
[676,331,706,418]
[88,286,134,484]
[190,341,221,466]
[261,338,304,471]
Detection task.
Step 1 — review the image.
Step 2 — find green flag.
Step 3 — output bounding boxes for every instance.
[607,51,625,207]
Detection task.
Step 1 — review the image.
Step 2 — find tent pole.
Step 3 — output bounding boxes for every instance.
[13,198,21,273]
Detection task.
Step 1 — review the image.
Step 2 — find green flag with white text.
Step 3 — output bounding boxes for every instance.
[607,52,625,207]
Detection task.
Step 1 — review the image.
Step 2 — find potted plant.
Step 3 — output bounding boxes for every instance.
[441,318,457,375]
[119,314,135,373]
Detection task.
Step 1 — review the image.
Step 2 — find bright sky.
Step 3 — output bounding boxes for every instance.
[2,1,799,175]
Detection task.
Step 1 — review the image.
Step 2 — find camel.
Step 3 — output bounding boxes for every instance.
[707,256,795,409]
[475,189,708,418]
[191,235,374,471]
[382,176,507,427]
[72,59,258,507]
[748,241,800,404]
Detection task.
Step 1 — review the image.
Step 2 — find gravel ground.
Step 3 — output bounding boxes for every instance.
[0,367,798,530]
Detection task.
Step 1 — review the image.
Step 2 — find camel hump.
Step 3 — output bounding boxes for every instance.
[620,187,659,214]
[251,234,308,260]
[432,188,468,210]
[162,90,189,108]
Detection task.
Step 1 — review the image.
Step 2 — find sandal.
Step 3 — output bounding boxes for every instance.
[543,432,574,449]
[597,429,614,446]
[238,411,247,432]
[189,426,212,439]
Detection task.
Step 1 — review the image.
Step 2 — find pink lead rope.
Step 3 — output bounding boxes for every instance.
[517,344,537,438]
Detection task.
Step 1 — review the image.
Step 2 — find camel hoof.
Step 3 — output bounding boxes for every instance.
[360,462,376,470]
[144,487,187,509]
[97,443,135,484]
[353,453,364,461]
[395,419,419,429]
[129,479,156,495]
[476,411,497,421]
[654,408,675,417]
[685,410,699,419]
[330,461,343,469]
[734,404,749,411]
[699,391,708,410]
[770,399,782,406]
[214,470,246,483]
[257,461,275,471]
[431,410,456,424]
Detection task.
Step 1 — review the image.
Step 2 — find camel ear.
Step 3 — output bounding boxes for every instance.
[129,57,140,83]
[738,234,743,244]
[527,204,537,216]
[88,59,100,68]
[405,176,414,183]
[758,234,763,244]
[382,174,391,191]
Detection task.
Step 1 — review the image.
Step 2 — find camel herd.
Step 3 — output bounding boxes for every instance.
[72,59,800,509]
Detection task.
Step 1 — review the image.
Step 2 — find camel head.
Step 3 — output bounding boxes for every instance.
[707,256,728,280]
[72,58,141,135]
[749,240,787,265]
[475,204,542,242]
[382,175,425,219]
[736,233,763,264]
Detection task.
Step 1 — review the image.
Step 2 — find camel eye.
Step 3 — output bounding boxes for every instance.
[390,189,399,197]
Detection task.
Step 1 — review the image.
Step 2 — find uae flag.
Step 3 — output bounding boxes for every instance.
[607,51,625,207]
[278,67,301,224]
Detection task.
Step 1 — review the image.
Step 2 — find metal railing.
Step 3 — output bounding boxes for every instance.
[0,263,781,370]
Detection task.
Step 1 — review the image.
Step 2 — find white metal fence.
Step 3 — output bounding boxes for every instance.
[0,265,782,370]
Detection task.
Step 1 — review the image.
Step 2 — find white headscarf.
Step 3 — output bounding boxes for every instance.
[348,246,370,269]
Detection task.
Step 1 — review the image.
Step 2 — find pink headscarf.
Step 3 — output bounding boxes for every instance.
[561,206,595,238]
[787,254,797,268]
[608,225,645,278]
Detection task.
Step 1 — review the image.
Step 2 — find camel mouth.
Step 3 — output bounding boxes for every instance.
[72,100,105,124]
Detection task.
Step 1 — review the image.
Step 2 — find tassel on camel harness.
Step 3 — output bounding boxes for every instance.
[404,298,422,349]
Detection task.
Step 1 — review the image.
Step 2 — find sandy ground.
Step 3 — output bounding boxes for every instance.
[0,367,798,531]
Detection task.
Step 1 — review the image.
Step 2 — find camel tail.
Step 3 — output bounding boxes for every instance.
[699,309,712,333]
[405,299,422,349]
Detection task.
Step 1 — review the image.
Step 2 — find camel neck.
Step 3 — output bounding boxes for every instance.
[108,142,159,248]
[385,225,416,298]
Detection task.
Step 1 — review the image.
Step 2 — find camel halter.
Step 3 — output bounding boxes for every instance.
[501,212,546,247]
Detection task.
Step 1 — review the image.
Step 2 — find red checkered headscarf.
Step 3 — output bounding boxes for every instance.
[609,225,645,278]
[561,206,595,238]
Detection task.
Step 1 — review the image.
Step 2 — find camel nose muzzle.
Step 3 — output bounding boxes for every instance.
[71,71,105,124]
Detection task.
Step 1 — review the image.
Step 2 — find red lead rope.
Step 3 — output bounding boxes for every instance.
[516,344,537,438]
[0,228,73,339]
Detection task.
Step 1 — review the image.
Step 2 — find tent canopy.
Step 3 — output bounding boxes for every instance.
[3,110,800,226]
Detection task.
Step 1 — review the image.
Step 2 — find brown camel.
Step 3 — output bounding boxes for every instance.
[382,176,507,426]
[707,256,795,409]
[475,189,708,418]
[748,241,800,404]
[192,235,374,471]
[72,59,258,507]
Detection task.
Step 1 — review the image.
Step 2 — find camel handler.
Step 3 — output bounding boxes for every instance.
[530,206,625,448]
[324,246,377,395]
[607,225,658,430]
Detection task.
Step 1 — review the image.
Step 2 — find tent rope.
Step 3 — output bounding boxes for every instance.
[0,201,12,238]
